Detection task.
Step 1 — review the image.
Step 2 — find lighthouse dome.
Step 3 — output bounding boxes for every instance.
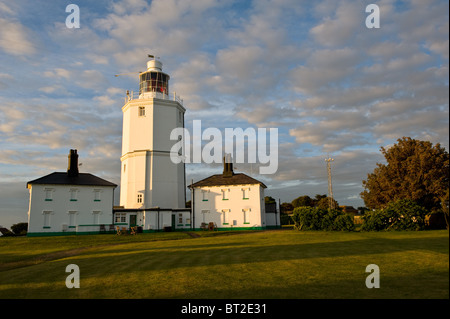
[147,59,163,71]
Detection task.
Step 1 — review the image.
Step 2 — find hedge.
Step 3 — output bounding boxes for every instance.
[292,207,355,231]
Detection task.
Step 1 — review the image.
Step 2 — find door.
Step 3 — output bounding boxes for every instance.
[130,215,137,228]
[171,214,176,231]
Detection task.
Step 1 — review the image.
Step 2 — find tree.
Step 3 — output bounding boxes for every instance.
[440,188,449,229]
[292,195,314,208]
[361,137,449,210]
[316,197,340,210]
[280,202,294,214]
[313,194,327,205]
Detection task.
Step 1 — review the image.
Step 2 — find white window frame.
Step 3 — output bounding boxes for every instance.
[221,189,229,200]
[43,210,53,228]
[115,213,126,223]
[138,106,146,117]
[202,189,209,201]
[201,209,210,223]
[222,209,230,225]
[44,188,53,201]
[93,211,102,224]
[242,187,250,200]
[243,208,251,224]
[94,189,101,202]
[137,193,143,204]
[68,211,77,227]
[70,188,78,201]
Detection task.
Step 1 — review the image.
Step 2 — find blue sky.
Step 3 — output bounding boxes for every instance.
[0,0,448,228]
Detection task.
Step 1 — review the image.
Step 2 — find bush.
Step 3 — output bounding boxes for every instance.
[334,214,356,231]
[385,199,427,230]
[11,222,28,236]
[361,199,427,231]
[360,210,390,231]
[292,207,354,231]
[292,206,322,230]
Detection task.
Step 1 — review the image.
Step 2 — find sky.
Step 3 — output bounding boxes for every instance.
[0,0,448,228]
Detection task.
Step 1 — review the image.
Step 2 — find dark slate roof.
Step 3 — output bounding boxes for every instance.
[27,172,117,188]
[188,173,267,189]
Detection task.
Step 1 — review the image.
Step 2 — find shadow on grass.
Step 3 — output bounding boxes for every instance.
[0,231,448,299]
[1,234,447,276]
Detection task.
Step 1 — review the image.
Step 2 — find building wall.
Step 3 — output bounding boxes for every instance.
[120,98,185,209]
[192,184,265,230]
[142,210,191,231]
[27,184,115,235]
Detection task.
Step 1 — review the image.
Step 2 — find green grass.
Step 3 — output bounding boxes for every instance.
[0,230,448,299]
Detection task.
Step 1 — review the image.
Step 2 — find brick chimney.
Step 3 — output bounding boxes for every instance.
[223,154,233,178]
[67,149,79,177]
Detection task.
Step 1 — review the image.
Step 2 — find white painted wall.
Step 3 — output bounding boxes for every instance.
[120,98,185,209]
[27,184,115,234]
[142,210,191,231]
[192,184,265,229]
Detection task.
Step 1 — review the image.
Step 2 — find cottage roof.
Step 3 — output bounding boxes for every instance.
[188,173,267,189]
[26,172,117,188]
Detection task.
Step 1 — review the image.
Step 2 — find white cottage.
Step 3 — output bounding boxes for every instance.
[189,160,279,230]
[26,150,117,236]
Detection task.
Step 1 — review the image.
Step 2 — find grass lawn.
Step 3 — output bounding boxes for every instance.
[0,229,448,299]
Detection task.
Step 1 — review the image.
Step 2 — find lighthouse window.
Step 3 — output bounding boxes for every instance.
[139,72,169,95]
[138,106,146,117]
[137,193,143,204]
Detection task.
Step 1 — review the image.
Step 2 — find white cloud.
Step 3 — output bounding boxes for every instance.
[0,17,37,56]
[309,1,362,47]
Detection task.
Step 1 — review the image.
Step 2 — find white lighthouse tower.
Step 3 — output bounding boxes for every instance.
[120,57,186,210]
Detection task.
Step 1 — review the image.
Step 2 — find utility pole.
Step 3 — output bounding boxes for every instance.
[325,157,335,210]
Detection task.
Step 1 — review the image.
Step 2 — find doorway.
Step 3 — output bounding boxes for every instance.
[130,215,137,228]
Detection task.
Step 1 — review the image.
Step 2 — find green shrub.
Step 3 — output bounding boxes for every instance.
[334,214,356,231]
[292,207,354,231]
[360,210,389,231]
[11,222,28,235]
[361,199,427,231]
[292,206,322,230]
[385,199,427,230]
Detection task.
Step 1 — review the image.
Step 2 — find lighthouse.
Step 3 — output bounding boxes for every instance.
[120,57,186,210]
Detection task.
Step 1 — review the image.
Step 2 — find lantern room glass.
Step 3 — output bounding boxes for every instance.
[139,71,169,95]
